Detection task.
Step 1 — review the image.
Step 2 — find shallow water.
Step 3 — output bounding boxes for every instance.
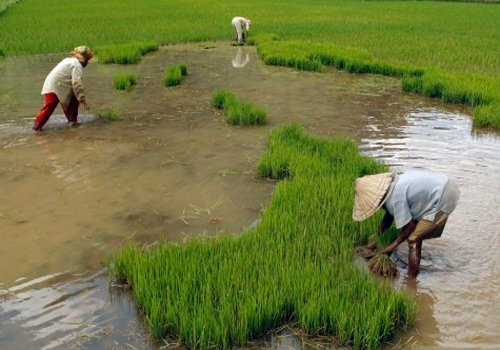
[0,44,498,349]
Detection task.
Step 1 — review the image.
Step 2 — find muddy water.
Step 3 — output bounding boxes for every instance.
[0,44,498,349]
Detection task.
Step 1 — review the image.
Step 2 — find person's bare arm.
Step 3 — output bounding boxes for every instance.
[380,220,417,255]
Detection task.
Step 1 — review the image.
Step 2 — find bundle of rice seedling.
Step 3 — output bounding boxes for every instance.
[368,252,399,278]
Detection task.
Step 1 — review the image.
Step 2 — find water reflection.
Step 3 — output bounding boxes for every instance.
[232,47,250,68]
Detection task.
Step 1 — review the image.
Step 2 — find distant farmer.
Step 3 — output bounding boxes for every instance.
[352,170,460,277]
[231,16,251,43]
[33,45,94,131]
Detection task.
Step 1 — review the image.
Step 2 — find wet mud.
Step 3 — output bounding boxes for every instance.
[1,43,499,350]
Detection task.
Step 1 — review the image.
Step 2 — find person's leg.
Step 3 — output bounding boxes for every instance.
[34,93,59,131]
[406,211,449,277]
[63,94,79,124]
[236,26,243,42]
[407,239,422,277]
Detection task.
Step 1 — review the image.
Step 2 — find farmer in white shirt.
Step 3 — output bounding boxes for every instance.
[231,16,251,43]
[33,46,93,131]
[353,171,460,277]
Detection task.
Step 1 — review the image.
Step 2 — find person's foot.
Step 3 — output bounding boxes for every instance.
[71,121,81,127]
[33,126,43,132]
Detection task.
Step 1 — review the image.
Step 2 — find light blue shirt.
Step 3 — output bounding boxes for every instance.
[383,171,460,229]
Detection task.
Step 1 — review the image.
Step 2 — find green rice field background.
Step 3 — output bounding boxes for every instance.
[1,0,499,126]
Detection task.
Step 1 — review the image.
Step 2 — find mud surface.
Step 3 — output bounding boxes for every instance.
[1,44,498,349]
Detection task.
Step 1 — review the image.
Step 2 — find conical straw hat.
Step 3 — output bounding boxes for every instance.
[352,172,396,221]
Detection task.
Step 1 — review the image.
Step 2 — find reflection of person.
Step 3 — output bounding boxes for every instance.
[232,47,250,68]
[352,171,460,277]
[231,16,251,43]
[33,46,94,131]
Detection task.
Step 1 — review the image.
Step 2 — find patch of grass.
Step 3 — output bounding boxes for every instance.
[111,123,417,350]
[0,47,4,57]
[96,107,123,121]
[211,88,267,126]
[164,62,187,86]
[113,73,136,91]
[211,88,236,109]
[473,102,500,128]
[96,42,158,64]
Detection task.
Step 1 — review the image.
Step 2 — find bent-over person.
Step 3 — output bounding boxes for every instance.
[33,45,93,131]
[231,16,251,43]
[352,171,460,277]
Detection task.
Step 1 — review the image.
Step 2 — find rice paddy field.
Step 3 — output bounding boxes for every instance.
[1,0,500,126]
[1,1,500,349]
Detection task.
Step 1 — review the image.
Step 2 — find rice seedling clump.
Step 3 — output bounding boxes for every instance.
[113,73,136,91]
[368,252,399,278]
[96,42,158,64]
[111,123,416,350]
[96,107,123,121]
[211,88,267,126]
[164,62,187,86]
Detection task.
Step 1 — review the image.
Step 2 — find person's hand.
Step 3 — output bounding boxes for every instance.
[82,101,91,111]
[366,241,377,251]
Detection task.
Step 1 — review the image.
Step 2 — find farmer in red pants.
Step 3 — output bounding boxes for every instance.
[33,46,94,131]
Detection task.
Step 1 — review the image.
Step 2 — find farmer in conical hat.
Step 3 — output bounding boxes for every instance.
[33,45,94,131]
[353,171,460,277]
[231,16,251,43]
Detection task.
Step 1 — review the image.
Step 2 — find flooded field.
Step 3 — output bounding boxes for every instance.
[1,44,499,349]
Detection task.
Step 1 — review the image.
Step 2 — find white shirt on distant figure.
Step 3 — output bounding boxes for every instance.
[231,16,251,43]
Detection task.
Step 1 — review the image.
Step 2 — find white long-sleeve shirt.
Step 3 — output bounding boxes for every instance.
[41,57,86,109]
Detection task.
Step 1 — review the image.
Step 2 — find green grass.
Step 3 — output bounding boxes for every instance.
[164,62,187,86]
[112,123,417,350]
[113,73,136,91]
[96,42,158,64]
[212,88,267,126]
[96,107,123,121]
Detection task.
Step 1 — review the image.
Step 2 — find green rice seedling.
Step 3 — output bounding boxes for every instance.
[113,73,136,91]
[96,107,123,121]
[211,88,236,109]
[368,252,399,278]
[96,42,158,64]
[164,63,187,86]
[212,89,267,126]
[474,102,500,128]
[112,123,416,350]
[0,48,4,57]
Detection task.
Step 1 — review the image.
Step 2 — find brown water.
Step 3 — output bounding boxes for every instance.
[0,44,498,350]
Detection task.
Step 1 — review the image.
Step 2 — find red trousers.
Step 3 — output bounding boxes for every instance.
[34,93,79,130]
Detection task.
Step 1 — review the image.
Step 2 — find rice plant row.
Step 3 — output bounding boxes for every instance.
[111,123,417,350]
[255,35,500,128]
[96,42,158,64]
[164,62,187,86]
[113,73,136,91]
[211,88,267,126]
